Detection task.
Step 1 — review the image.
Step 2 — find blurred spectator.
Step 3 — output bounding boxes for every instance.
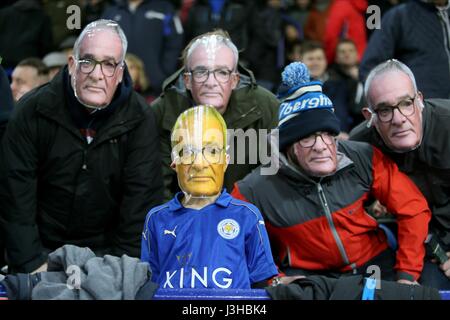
[283,0,311,49]
[299,40,328,81]
[300,41,353,133]
[246,0,284,92]
[59,36,78,58]
[0,0,53,72]
[10,57,49,102]
[125,53,158,104]
[286,0,311,31]
[366,0,403,38]
[324,0,367,64]
[81,0,115,27]
[286,39,302,64]
[43,52,68,80]
[178,0,196,24]
[304,0,331,43]
[360,0,450,99]
[42,0,81,49]
[328,39,365,130]
[185,0,252,64]
[102,0,184,94]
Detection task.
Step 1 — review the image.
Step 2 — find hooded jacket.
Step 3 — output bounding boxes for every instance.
[0,67,163,273]
[232,140,431,281]
[350,98,450,250]
[151,65,279,201]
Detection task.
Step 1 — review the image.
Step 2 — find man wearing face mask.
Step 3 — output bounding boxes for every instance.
[141,105,277,289]
[350,59,450,289]
[232,62,431,285]
[0,19,163,274]
[152,29,279,202]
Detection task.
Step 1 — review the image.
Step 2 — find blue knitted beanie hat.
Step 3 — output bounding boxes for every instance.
[277,62,341,150]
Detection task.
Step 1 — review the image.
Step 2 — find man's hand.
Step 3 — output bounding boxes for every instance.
[31,262,48,274]
[397,279,419,285]
[370,200,388,218]
[439,252,450,278]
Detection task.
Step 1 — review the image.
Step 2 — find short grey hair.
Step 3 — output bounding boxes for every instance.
[182,29,239,70]
[364,59,418,109]
[73,19,128,63]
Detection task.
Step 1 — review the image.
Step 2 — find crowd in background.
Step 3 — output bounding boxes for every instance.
[0,0,405,134]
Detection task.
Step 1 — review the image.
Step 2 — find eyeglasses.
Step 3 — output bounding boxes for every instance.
[373,95,417,123]
[174,145,225,165]
[187,68,234,83]
[298,132,335,148]
[77,58,121,77]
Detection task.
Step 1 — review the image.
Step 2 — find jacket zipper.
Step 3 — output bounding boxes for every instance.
[317,183,355,270]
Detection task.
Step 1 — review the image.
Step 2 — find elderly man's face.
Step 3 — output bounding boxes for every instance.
[184,45,239,115]
[68,29,124,108]
[291,131,338,177]
[173,113,227,197]
[365,71,423,152]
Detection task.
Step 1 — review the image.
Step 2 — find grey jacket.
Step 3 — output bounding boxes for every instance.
[32,245,152,300]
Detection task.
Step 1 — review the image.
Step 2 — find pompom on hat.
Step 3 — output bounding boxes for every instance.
[277,62,341,150]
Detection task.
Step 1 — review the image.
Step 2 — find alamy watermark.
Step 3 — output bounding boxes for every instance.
[367,5,381,30]
[171,128,280,175]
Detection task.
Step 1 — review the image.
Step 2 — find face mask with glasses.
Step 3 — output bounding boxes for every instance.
[372,95,417,123]
[187,67,234,83]
[298,132,336,148]
[77,57,122,77]
[173,144,225,165]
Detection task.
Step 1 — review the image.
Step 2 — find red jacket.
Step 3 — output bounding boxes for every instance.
[324,0,368,63]
[232,141,431,280]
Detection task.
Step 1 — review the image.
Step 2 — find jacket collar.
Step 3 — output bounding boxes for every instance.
[35,66,145,144]
[169,189,232,211]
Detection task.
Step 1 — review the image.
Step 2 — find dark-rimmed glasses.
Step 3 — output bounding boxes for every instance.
[186,68,234,83]
[77,58,121,77]
[298,132,335,148]
[373,95,417,123]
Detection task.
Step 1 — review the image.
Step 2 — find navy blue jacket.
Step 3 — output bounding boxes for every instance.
[360,0,450,99]
[102,0,184,93]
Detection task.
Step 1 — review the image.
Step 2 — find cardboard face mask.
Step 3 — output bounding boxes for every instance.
[171,105,228,200]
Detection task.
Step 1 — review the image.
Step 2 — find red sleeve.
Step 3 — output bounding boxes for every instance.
[324,3,346,63]
[231,182,286,280]
[370,147,431,280]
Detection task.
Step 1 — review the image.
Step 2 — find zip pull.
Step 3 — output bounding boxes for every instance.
[82,150,87,170]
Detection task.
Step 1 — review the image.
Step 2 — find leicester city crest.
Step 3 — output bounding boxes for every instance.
[217,219,240,240]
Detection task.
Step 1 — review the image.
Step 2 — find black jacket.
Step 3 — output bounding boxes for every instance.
[0,0,53,69]
[0,68,163,273]
[360,0,450,99]
[267,275,441,300]
[350,99,450,250]
[0,65,13,141]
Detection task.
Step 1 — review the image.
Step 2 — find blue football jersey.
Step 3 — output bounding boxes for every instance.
[141,190,278,289]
